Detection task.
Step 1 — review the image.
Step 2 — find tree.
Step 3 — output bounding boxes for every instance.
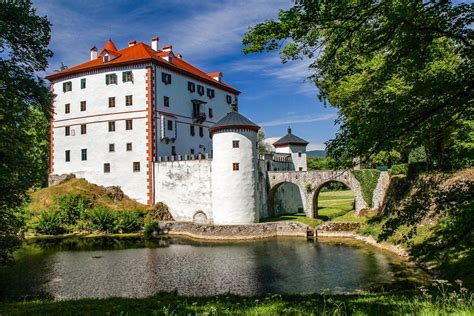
[0,0,52,264]
[257,128,269,153]
[243,1,473,170]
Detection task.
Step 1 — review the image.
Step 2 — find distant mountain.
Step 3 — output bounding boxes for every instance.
[307,150,326,158]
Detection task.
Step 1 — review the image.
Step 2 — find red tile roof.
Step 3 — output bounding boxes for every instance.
[46,40,239,94]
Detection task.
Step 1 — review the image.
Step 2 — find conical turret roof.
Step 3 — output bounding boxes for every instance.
[209,111,260,134]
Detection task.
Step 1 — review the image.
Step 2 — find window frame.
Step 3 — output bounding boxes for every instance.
[80,78,86,89]
[190,125,195,136]
[199,126,204,137]
[197,85,204,95]
[125,119,133,130]
[226,95,232,104]
[108,97,115,108]
[126,142,133,151]
[65,126,70,136]
[161,72,172,84]
[188,81,195,92]
[104,163,111,173]
[63,81,72,92]
[80,101,86,111]
[81,148,87,161]
[125,95,133,106]
[133,161,141,172]
[233,163,240,171]
[122,71,133,83]
[65,103,70,114]
[164,96,169,107]
[109,144,115,152]
[208,108,213,118]
[80,124,87,135]
[232,140,240,148]
[108,121,116,132]
[105,73,117,85]
[167,120,173,131]
[206,88,215,98]
[65,150,70,162]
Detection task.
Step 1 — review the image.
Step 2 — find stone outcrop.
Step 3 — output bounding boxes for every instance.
[48,173,76,186]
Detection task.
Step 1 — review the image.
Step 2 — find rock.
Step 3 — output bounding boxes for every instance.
[48,173,76,186]
[105,186,124,203]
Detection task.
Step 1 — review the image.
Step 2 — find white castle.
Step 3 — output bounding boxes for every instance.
[47,37,308,224]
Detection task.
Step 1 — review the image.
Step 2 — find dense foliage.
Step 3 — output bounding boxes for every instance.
[0,0,52,264]
[243,1,473,170]
[351,169,381,207]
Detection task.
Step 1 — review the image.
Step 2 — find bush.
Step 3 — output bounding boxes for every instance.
[53,194,92,225]
[35,210,66,235]
[144,219,159,235]
[390,164,408,176]
[115,211,144,233]
[87,207,116,233]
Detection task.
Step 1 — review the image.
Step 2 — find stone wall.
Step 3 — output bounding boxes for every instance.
[372,171,390,210]
[156,221,309,239]
[154,159,212,223]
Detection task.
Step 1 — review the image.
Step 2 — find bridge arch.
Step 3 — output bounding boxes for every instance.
[312,180,355,218]
[268,181,307,218]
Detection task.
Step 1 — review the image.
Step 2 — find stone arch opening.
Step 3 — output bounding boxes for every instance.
[312,180,355,220]
[267,182,306,218]
[193,211,208,224]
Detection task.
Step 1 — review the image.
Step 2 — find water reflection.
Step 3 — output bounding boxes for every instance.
[0,236,429,300]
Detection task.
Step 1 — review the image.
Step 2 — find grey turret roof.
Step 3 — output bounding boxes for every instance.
[209,111,260,134]
[273,128,309,147]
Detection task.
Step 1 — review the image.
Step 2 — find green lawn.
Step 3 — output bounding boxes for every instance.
[1,290,472,315]
[316,190,354,220]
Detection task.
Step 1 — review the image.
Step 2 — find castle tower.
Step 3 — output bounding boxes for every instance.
[273,127,309,171]
[209,109,260,224]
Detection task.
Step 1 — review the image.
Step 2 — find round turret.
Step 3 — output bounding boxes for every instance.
[209,111,260,224]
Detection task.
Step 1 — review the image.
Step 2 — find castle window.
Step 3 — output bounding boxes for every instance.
[108,121,115,132]
[105,73,117,85]
[122,71,133,82]
[167,120,173,131]
[80,124,87,135]
[226,95,232,104]
[206,88,215,99]
[190,125,195,136]
[164,96,169,107]
[199,126,204,137]
[298,152,302,157]
[109,144,115,152]
[299,167,303,171]
[126,119,133,130]
[190,149,195,154]
[188,82,195,92]
[63,81,72,92]
[108,97,115,108]
[65,103,70,114]
[80,101,86,111]
[126,143,132,151]
[125,95,133,106]
[104,163,110,173]
[197,85,204,96]
[81,78,86,89]
[232,140,239,148]
[208,108,213,118]
[133,161,140,172]
[65,150,70,162]
[233,163,239,171]
[171,146,176,156]
[161,72,172,84]
[65,126,70,136]
[81,149,87,161]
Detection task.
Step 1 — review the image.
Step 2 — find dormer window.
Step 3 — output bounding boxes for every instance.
[122,71,133,83]
[105,73,117,85]
[197,85,204,96]
[103,54,110,62]
[162,72,172,85]
[207,88,215,99]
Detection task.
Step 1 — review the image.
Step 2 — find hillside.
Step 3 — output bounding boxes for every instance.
[28,178,147,214]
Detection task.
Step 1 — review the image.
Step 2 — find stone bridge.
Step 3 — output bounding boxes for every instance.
[267,170,388,218]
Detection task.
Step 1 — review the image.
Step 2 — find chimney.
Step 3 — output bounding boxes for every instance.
[128,40,136,47]
[151,37,159,51]
[288,127,292,134]
[90,46,97,60]
[163,45,172,52]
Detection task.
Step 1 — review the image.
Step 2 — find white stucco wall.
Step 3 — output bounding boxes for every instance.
[154,159,212,222]
[153,65,238,157]
[211,129,258,224]
[52,65,149,203]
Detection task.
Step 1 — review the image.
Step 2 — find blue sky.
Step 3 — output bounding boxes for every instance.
[34,0,339,150]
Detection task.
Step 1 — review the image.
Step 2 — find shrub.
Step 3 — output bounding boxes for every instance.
[35,210,66,235]
[87,207,116,233]
[390,164,408,176]
[115,210,144,233]
[53,194,92,225]
[351,169,381,208]
[144,219,159,235]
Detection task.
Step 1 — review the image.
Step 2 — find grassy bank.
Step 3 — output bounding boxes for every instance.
[1,288,473,315]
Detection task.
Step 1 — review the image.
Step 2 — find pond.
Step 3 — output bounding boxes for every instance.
[0,236,429,300]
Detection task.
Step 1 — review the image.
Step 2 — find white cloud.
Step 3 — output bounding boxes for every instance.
[258,113,336,127]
